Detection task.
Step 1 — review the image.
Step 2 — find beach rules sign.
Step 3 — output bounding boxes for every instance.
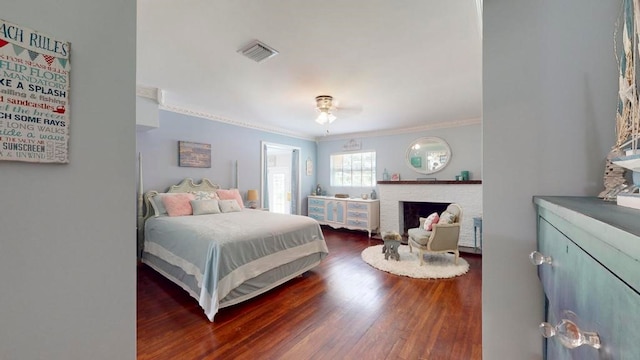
[0,19,70,163]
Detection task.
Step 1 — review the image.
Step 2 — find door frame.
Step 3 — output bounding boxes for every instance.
[260,141,302,214]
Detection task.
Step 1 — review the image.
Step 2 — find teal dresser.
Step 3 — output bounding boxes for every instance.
[533,197,640,359]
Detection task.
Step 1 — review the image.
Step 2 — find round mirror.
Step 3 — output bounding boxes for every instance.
[405,137,451,174]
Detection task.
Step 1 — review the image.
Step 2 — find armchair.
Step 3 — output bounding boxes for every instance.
[407,203,462,265]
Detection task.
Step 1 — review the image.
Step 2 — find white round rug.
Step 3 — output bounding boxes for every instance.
[361,245,469,279]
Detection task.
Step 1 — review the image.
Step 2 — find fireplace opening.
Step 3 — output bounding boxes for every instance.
[399,201,450,241]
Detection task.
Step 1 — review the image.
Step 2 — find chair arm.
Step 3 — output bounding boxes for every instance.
[428,223,461,251]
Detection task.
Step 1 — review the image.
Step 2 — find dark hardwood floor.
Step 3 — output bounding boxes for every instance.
[137,227,482,360]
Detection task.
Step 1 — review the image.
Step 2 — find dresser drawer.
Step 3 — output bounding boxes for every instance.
[543,233,640,359]
[346,219,368,227]
[535,199,640,359]
[347,211,368,219]
[537,218,572,308]
[347,202,369,210]
[308,206,325,214]
[309,198,325,207]
[308,213,325,221]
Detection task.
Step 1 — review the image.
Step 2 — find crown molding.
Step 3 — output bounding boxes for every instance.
[159,104,316,141]
[136,85,165,105]
[315,117,482,142]
[156,101,479,143]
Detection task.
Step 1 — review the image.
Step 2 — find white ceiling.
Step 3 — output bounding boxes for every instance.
[137,0,482,140]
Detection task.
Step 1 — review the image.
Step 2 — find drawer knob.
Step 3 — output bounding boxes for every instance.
[529,251,552,266]
[539,313,601,350]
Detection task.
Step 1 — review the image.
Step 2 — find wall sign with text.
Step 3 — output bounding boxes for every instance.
[0,19,71,163]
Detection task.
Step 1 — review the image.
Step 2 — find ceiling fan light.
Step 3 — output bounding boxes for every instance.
[316,111,329,124]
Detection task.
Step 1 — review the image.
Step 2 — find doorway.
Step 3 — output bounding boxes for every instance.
[261,142,301,214]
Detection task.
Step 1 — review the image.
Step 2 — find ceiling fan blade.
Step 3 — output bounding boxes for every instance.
[334,101,363,118]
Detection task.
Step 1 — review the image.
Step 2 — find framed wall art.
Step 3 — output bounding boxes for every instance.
[178,141,211,168]
[0,19,71,164]
[306,158,313,176]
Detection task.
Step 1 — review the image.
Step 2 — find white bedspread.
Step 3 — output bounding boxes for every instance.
[143,209,328,320]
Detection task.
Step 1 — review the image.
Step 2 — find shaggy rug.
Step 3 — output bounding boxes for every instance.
[361,245,469,279]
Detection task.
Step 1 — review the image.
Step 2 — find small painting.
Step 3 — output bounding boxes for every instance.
[306,158,313,176]
[178,141,211,168]
[391,173,401,181]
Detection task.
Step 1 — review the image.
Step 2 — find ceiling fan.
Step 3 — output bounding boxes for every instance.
[315,95,336,125]
[314,95,362,126]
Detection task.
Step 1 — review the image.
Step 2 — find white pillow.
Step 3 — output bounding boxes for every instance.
[219,199,242,213]
[190,191,219,201]
[191,199,221,215]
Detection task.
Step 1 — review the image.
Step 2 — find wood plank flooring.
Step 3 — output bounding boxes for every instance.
[137,227,482,359]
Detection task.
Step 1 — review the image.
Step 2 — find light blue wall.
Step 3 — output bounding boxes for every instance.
[317,124,481,197]
[1,1,136,359]
[483,0,618,358]
[136,110,318,212]
[139,115,482,213]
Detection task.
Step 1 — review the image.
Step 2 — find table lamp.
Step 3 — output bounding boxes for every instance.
[247,189,259,209]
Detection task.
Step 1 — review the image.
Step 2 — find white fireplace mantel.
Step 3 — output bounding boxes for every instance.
[377,181,482,248]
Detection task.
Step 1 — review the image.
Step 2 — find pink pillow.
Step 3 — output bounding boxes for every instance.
[162,193,195,216]
[216,189,244,209]
[423,212,440,231]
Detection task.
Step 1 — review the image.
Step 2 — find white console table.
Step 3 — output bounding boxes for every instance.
[308,196,380,237]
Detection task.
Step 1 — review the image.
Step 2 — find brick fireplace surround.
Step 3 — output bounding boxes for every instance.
[377,180,482,248]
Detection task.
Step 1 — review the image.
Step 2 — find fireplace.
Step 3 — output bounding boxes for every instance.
[377,181,482,248]
[400,201,450,240]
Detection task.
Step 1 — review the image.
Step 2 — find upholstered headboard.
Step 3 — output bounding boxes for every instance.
[142,178,221,220]
[137,178,222,258]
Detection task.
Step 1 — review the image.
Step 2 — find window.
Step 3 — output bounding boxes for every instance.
[330,151,376,187]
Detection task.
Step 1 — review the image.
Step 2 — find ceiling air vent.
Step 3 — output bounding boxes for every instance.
[238,40,279,63]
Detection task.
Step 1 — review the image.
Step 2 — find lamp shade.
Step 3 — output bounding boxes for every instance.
[247,189,259,201]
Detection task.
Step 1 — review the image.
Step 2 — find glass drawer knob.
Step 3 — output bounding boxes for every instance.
[539,314,601,350]
[530,251,552,266]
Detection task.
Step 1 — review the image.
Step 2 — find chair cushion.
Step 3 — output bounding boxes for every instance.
[438,210,456,224]
[445,204,461,218]
[408,227,431,245]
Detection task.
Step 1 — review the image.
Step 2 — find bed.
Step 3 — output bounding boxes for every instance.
[139,178,329,321]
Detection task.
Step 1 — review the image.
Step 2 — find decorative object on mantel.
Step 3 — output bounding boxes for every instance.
[383,168,390,181]
[343,138,362,151]
[361,245,469,279]
[391,173,401,181]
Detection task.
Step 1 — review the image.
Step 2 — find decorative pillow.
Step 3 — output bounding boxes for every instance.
[190,191,219,201]
[219,199,242,213]
[190,199,221,215]
[422,212,440,231]
[216,189,244,209]
[150,193,189,217]
[438,210,456,224]
[162,193,195,217]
